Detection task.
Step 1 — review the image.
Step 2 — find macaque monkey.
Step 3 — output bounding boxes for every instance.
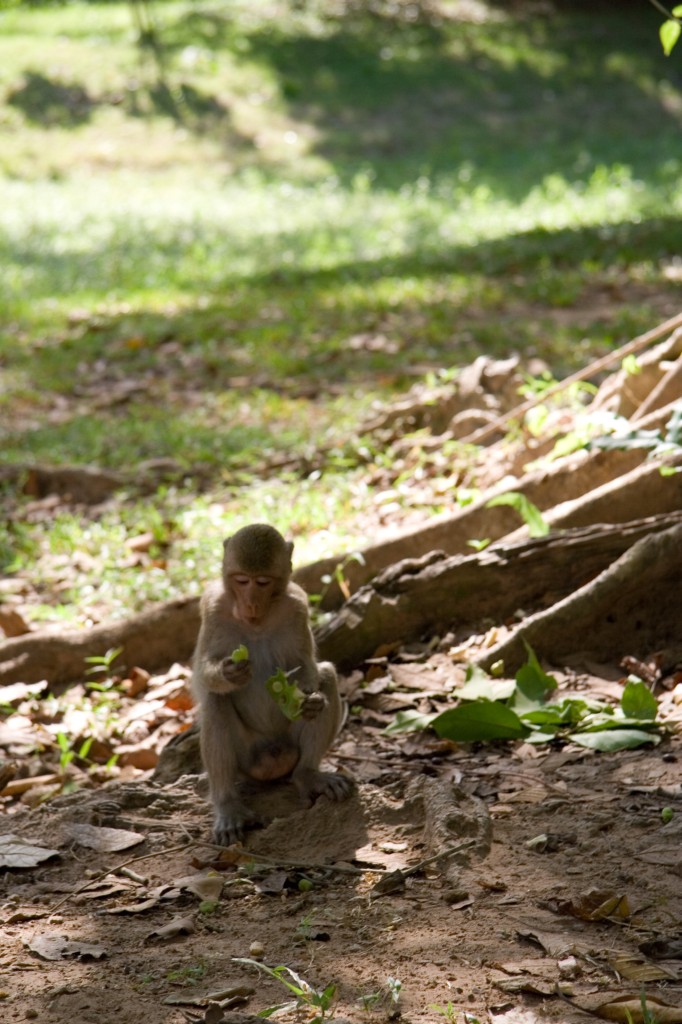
[192,523,353,845]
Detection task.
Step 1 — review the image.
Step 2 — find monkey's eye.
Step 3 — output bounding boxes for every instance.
[232,576,251,587]
[256,577,273,588]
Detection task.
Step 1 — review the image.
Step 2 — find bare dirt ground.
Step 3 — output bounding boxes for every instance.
[2,666,682,1024]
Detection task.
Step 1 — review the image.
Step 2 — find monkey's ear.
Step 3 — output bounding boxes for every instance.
[223,537,232,552]
[285,541,294,562]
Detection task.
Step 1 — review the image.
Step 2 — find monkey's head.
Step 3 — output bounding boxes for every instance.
[223,524,294,627]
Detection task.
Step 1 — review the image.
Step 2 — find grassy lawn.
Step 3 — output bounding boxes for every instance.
[0,0,681,622]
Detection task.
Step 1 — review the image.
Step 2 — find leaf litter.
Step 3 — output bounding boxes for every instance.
[2,381,682,1020]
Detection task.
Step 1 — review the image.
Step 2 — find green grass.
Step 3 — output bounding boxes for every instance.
[0,0,681,626]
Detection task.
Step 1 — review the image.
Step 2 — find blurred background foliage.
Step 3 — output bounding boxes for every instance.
[0,0,680,620]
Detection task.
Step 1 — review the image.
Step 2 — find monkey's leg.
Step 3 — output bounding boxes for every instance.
[200,693,265,845]
[291,662,354,806]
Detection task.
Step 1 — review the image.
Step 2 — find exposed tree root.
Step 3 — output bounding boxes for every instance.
[476,521,682,674]
[314,513,682,672]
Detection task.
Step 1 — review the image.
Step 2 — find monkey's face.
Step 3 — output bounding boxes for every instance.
[229,573,279,627]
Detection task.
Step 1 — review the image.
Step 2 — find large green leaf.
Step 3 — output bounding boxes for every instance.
[620,679,658,721]
[661,18,681,56]
[513,641,557,708]
[432,700,527,742]
[569,728,661,752]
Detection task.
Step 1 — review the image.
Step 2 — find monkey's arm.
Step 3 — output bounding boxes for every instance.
[198,653,250,694]
[193,588,251,695]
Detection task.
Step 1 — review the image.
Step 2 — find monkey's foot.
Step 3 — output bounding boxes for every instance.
[212,803,264,847]
[293,768,354,807]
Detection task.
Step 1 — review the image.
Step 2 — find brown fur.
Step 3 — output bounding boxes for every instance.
[192,524,353,846]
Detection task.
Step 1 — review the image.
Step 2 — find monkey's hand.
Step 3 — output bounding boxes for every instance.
[300,690,328,721]
[219,656,252,689]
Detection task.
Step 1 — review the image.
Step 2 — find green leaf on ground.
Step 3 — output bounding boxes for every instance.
[432,700,527,742]
[569,728,661,752]
[620,678,658,721]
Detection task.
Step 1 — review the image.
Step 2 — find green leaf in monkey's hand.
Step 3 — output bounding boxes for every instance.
[266,667,305,720]
[231,644,250,663]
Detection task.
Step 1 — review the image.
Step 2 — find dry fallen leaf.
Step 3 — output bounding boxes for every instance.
[163,982,254,1007]
[0,834,60,869]
[586,994,682,1023]
[76,877,134,901]
[25,934,107,962]
[173,874,224,901]
[608,951,675,982]
[1,772,62,798]
[106,883,174,915]
[0,607,31,637]
[66,823,145,852]
[515,925,590,959]
[145,915,195,942]
[558,889,631,922]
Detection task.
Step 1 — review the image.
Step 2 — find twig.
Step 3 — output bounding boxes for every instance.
[209,838,477,876]
[47,834,479,916]
[47,840,192,915]
[211,844,369,875]
[461,312,682,446]
[399,839,478,878]
[648,0,679,20]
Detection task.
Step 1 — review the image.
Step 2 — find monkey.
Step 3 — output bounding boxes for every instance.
[192,523,353,846]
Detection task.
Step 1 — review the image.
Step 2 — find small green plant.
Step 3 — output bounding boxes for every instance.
[85,647,124,679]
[467,538,491,552]
[625,989,661,1024]
[233,958,336,1022]
[386,976,402,1008]
[485,492,549,538]
[358,989,382,1013]
[166,962,207,986]
[358,977,403,1017]
[56,732,94,772]
[231,644,249,663]
[198,900,220,914]
[316,551,366,603]
[431,1002,458,1022]
[589,406,682,466]
[294,912,316,940]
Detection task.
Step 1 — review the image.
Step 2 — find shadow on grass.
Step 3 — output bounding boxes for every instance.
[157,0,678,196]
[7,71,95,126]
[4,212,681,310]
[3,213,680,407]
[8,4,678,199]
[8,67,240,137]
[3,212,678,469]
